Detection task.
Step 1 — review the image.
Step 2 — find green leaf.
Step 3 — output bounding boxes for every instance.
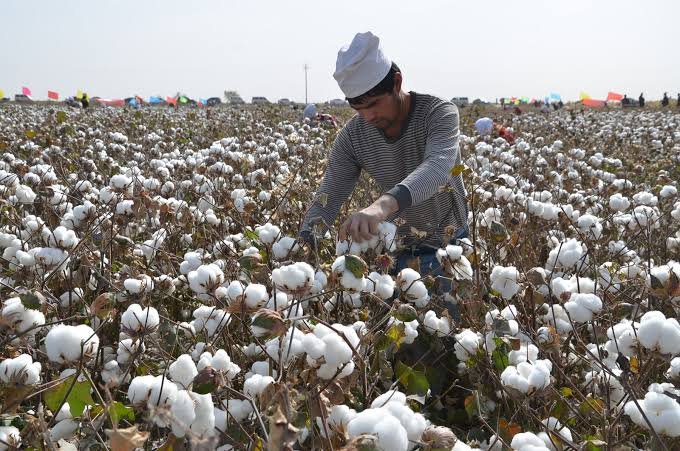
[244,229,259,242]
[491,346,509,371]
[56,111,67,124]
[489,221,508,241]
[19,292,41,310]
[44,375,94,417]
[385,323,406,349]
[450,164,467,177]
[344,254,368,279]
[393,304,417,322]
[109,401,135,425]
[395,361,429,396]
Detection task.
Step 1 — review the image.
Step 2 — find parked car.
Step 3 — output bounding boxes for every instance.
[277,98,291,105]
[252,97,270,105]
[451,97,469,107]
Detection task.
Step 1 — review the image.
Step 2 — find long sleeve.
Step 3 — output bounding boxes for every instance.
[386,102,461,209]
[300,127,361,234]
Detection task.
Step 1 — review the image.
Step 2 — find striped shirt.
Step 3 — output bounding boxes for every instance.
[301,92,468,249]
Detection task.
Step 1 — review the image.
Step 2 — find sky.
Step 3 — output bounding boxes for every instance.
[2,0,679,103]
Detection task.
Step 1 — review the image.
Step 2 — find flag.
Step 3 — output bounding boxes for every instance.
[607,92,623,101]
[0,89,4,99]
[179,96,188,104]
[22,86,32,97]
[76,89,84,100]
[166,96,177,106]
[549,92,561,101]
[149,96,163,104]
[48,90,59,100]
[96,98,125,107]
[582,98,605,107]
[579,92,591,100]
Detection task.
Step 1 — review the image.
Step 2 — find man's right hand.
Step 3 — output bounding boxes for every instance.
[339,194,399,243]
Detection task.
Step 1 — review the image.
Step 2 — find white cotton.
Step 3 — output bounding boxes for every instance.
[423,310,451,337]
[331,255,366,292]
[189,392,216,436]
[50,419,79,442]
[187,263,225,295]
[127,375,155,405]
[541,304,573,333]
[58,288,84,308]
[170,390,196,437]
[121,303,160,332]
[272,236,300,260]
[397,268,429,306]
[272,261,315,293]
[605,320,639,357]
[365,272,395,300]
[45,324,99,364]
[490,266,521,299]
[0,353,41,385]
[609,193,630,212]
[347,409,409,451]
[633,191,658,206]
[255,223,280,244]
[436,245,473,280]
[197,349,241,380]
[546,238,584,270]
[191,306,230,337]
[510,432,550,451]
[638,310,680,355]
[221,399,255,423]
[322,333,353,368]
[243,374,275,398]
[660,185,678,199]
[625,390,680,437]
[0,297,46,336]
[168,354,198,389]
[454,329,483,361]
[577,214,603,239]
[244,283,269,308]
[148,375,178,416]
[668,357,680,379]
[564,293,602,322]
[0,426,20,448]
[501,360,552,394]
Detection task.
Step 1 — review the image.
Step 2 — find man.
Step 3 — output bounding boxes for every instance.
[299,32,468,277]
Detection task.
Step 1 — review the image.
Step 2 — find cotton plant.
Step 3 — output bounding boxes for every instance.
[0,353,41,385]
[625,383,680,437]
[500,359,553,394]
[396,268,430,307]
[301,323,359,380]
[490,266,521,299]
[637,311,680,356]
[45,324,100,364]
[436,244,473,281]
[335,221,398,255]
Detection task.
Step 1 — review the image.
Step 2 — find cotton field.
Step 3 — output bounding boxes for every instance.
[0,103,679,450]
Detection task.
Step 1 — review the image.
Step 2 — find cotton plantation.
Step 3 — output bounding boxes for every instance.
[0,103,680,450]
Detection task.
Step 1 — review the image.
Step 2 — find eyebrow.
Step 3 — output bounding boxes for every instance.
[352,99,379,110]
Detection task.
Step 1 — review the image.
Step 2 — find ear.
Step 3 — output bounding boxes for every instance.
[393,72,403,94]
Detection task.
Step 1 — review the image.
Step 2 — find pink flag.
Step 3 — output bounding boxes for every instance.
[22,86,32,97]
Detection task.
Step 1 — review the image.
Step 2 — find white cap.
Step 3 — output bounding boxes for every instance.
[475,117,494,136]
[333,32,392,99]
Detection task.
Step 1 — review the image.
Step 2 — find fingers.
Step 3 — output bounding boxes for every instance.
[367,218,380,237]
[339,218,351,241]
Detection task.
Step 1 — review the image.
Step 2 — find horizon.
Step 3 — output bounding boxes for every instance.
[2,0,679,104]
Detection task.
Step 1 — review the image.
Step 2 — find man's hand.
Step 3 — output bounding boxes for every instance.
[339,195,399,242]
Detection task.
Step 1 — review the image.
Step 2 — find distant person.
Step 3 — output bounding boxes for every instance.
[639,93,645,107]
[475,117,494,136]
[500,97,505,110]
[495,123,515,144]
[80,93,89,109]
[677,93,680,108]
[661,92,669,107]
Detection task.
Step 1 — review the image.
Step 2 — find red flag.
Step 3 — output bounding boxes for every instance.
[582,98,606,107]
[606,92,623,101]
[48,90,59,100]
[96,98,125,107]
[166,96,177,106]
[22,86,32,97]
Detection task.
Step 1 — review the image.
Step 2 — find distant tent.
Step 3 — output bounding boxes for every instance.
[206,97,221,107]
[606,92,623,101]
[149,96,165,105]
[579,92,591,101]
[96,98,125,107]
[178,96,189,104]
[166,96,177,106]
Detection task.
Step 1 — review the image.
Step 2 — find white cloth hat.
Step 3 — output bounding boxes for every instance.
[333,32,391,99]
[475,117,494,136]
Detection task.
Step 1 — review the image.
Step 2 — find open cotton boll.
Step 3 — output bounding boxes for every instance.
[500,360,552,394]
[272,261,315,294]
[221,399,255,423]
[45,324,99,364]
[668,357,680,379]
[633,191,658,206]
[272,236,299,260]
[121,303,160,332]
[624,390,680,437]
[266,291,290,310]
[58,288,84,308]
[331,256,367,292]
[397,268,430,307]
[660,185,678,199]
[117,338,145,364]
[577,214,603,240]
[187,263,225,295]
[243,374,275,398]
[321,333,353,368]
[510,432,551,451]
[197,349,241,379]
[148,375,178,413]
[490,266,521,299]
[123,275,154,295]
[540,304,572,333]
[0,353,41,385]
[168,354,198,389]
[388,317,419,344]
[564,293,602,322]
[454,329,483,361]
[127,375,155,405]
[605,320,639,357]
[508,343,539,365]
[609,193,630,212]
[365,272,395,300]
[436,245,473,280]
[0,426,21,449]
[1,296,46,336]
[48,226,80,250]
[638,311,680,355]
[255,223,280,244]
[170,389,196,437]
[244,284,269,309]
[50,419,79,442]
[179,251,203,274]
[189,392,216,436]
[423,310,451,337]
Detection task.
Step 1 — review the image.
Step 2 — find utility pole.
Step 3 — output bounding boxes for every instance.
[304,64,309,104]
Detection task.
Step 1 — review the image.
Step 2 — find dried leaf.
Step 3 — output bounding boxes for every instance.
[106,425,149,451]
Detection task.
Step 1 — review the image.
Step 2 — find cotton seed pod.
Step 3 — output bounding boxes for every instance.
[422,425,458,450]
[251,309,287,338]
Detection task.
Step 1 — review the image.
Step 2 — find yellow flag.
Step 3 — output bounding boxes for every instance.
[0,89,4,98]
[579,92,591,100]
[76,89,84,100]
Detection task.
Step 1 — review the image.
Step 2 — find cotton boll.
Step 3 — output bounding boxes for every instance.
[331,256,366,292]
[121,303,160,332]
[373,415,409,451]
[255,223,280,244]
[668,358,680,379]
[302,332,326,360]
[189,392,216,436]
[243,374,275,398]
[45,324,99,364]
[187,263,225,295]
[564,293,602,322]
[272,236,299,260]
[168,354,198,389]
[50,419,79,442]
[170,389,196,437]
[501,360,552,394]
[123,275,155,295]
[510,432,550,451]
[272,261,315,294]
[638,311,680,355]
[322,333,353,368]
[454,329,483,361]
[423,310,451,337]
[0,353,41,385]
[148,376,178,416]
[0,426,21,449]
[625,390,680,437]
[365,272,395,300]
[127,375,155,405]
[540,304,572,333]
[490,266,521,299]
[577,214,603,240]
[0,297,46,337]
[244,284,269,309]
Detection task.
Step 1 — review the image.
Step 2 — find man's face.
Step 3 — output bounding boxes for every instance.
[350,92,400,131]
